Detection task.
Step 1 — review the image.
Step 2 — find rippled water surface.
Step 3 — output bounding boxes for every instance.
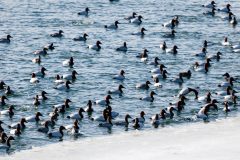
[0,0,240,155]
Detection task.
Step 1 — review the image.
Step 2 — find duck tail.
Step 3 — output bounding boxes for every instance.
[66,116,70,119]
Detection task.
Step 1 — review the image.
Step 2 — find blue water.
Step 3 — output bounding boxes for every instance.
[0,0,240,155]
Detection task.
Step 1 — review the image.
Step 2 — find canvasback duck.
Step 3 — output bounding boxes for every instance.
[202,1,216,8]
[37,121,49,133]
[54,74,64,84]
[203,7,216,16]
[62,57,74,67]
[32,55,41,64]
[148,57,160,66]
[136,49,148,58]
[53,99,71,109]
[166,45,178,54]
[73,33,88,41]
[218,4,231,13]
[67,108,85,120]
[151,64,167,74]
[62,70,78,80]
[108,84,125,95]
[133,118,144,129]
[99,116,113,128]
[136,111,145,123]
[44,43,55,50]
[207,51,222,60]
[0,96,8,106]
[114,114,132,127]
[33,48,48,55]
[5,86,14,95]
[223,101,231,112]
[151,110,166,125]
[180,70,191,78]
[85,100,94,115]
[218,77,235,88]
[153,77,162,87]
[132,27,147,36]
[88,41,102,51]
[104,21,120,29]
[78,7,90,16]
[171,73,184,84]
[113,70,125,80]
[230,16,237,25]
[215,86,233,96]
[0,81,6,89]
[26,112,43,122]
[37,91,48,100]
[151,70,168,79]
[93,108,109,122]
[178,87,198,99]
[116,42,127,52]
[140,91,157,102]
[160,41,167,50]
[33,95,40,106]
[0,35,12,43]
[198,92,212,103]
[136,80,151,89]
[165,107,176,119]
[194,63,209,73]
[10,118,28,129]
[195,47,207,57]
[221,37,231,46]
[130,15,143,25]
[162,19,176,29]
[48,126,66,138]
[54,80,72,90]
[0,105,14,117]
[125,12,137,20]
[163,30,176,38]
[94,95,112,106]
[34,67,47,77]
[50,30,64,37]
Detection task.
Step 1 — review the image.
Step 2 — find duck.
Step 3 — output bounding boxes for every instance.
[136,49,148,58]
[50,30,64,37]
[10,118,27,130]
[130,15,143,25]
[203,99,219,111]
[65,120,80,134]
[223,90,237,101]
[10,124,21,136]
[162,19,176,29]
[33,95,40,106]
[140,91,157,102]
[160,41,167,50]
[125,12,137,20]
[202,1,216,8]
[196,106,209,120]
[34,67,47,77]
[218,4,231,13]
[215,86,233,96]
[73,33,88,41]
[108,84,125,95]
[0,81,6,90]
[180,70,191,79]
[0,133,8,143]
[114,114,132,127]
[37,91,48,100]
[54,80,72,90]
[48,126,66,138]
[207,51,222,61]
[203,7,216,16]
[222,12,234,21]
[32,55,41,64]
[136,80,151,89]
[44,43,55,50]
[26,112,43,122]
[5,86,14,95]
[88,41,102,51]
[94,95,112,106]
[0,96,8,106]
[104,21,120,29]
[2,136,15,148]
[223,101,231,112]
[132,27,147,36]
[151,64,167,74]
[99,116,113,128]
[113,70,125,80]
[54,75,64,84]
[163,30,176,38]
[116,42,127,52]
[151,70,168,79]
[225,95,237,105]
[62,57,74,67]
[67,108,85,120]
[49,108,59,117]
[166,45,178,54]
[148,57,160,66]
[136,111,145,123]
[218,77,235,88]
[194,58,211,68]
[62,70,78,80]
[178,87,198,99]
[165,107,177,119]
[133,118,143,129]
[168,100,184,112]
[53,99,71,109]
[195,48,207,57]
[153,77,162,87]
[194,63,209,73]
[231,44,240,49]
[0,105,14,117]
[150,114,164,126]
[0,35,12,43]
[221,37,231,46]
[0,121,5,133]
[171,73,184,84]
[33,48,48,55]
[230,16,237,25]
[106,105,119,119]
[85,100,94,115]
[93,108,109,122]
[198,92,212,103]
[37,121,49,133]
[78,7,90,16]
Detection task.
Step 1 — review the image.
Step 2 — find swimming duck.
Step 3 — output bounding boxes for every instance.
[130,15,143,25]
[132,27,147,36]
[178,87,198,99]
[224,90,237,101]
[151,64,167,74]
[34,67,47,77]
[151,70,168,79]
[168,100,184,112]
[44,43,55,50]
[148,57,160,66]
[171,73,184,84]
[230,16,237,25]
[99,116,113,128]
[218,4,231,13]
[203,99,219,111]
[26,112,43,122]
[67,108,85,120]
[125,12,137,20]
[5,86,14,95]
[133,118,143,129]
[196,106,209,120]
[50,30,64,37]
[29,73,39,84]
[62,57,74,67]
[49,108,59,117]
[113,70,125,80]
[85,100,94,115]
[37,91,48,100]
[153,77,162,87]
[180,70,191,79]
[10,124,21,136]
[66,120,80,134]
[0,105,14,117]
[108,84,125,95]
[116,42,127,52]
[37,121,49,133]
[223,101,231,112]
[2,136,14,148]
[218,77,235,88]
[136,49,148,58]
[173,16,179,25]
[0,96,8,106]
[0,81,6,90]
[94,95,112,106]
[0,121,5,133]
[48,126,66,138]
[222,12,234,21]
[203,7,216,16]
[221,37,231,46]
[160,41,167,50]
[114,114,132,127]
[203,40,208,48]
[207,51,222,61]
[198,92,212,103]
[140,91,157,102]
[53,99,71,109]
[165,107,177,119]
[0,133,8,143]
[162,19,176,29]
[202,1,216,8]
[104,21,120,29]
[73,33,88,41]
[194,63,209,73]
[32,55,41,64]
[33,48,48,56]
[54,75,64,84]
[10,118,27,129]
[136,111,145,123]
[151,110,166,125]
[163,30,176,38]
[166,45,178,54]
[195,48,207,57]
[136,80,151,89]
[106,105,119,119]
[33,95,40,106]
[93,108,109,122]
[215,86,233,96]
[88,41,102,51]
[78,7,90,16]
[225,95,237,105]
[194,58,211,68]
[54,80,72,90]
[0,35,12,43]
[62,70,78,80]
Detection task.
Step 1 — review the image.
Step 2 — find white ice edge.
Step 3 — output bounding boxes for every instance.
[3,117,240,160]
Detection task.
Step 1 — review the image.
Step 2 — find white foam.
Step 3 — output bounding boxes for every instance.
[4,117,240,160]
